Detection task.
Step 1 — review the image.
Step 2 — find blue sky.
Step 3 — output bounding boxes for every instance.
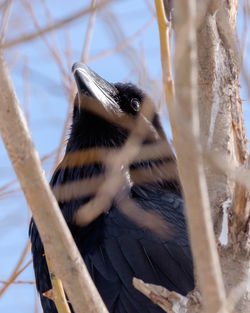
[0,1,249,312]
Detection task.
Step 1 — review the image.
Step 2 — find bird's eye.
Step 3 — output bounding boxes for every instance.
[130,98,140,112]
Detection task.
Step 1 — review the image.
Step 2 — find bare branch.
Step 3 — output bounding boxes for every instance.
[154,0,228,312]
[0,280,35,285]
[81,0,97,62]
[73,96,174,236]
[0,0,113,49]
[88,16,154,63]
[45,256,71,313]
[133,278,201,313]
[0,0,12,44]
[0,242,30,297]
[154,0,175,130]
[0,260,33,296]
[0,0,9,11]
[173,1,227,310]
[0,54,108,313]
[0,148,58,198]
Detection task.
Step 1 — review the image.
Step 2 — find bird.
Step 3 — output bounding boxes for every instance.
[29,62,194,313]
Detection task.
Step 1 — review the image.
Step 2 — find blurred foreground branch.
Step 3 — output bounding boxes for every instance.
[0,53,108,313]
[155,0,228,312]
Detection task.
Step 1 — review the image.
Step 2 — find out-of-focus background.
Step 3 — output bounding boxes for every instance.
[0,1,249,312]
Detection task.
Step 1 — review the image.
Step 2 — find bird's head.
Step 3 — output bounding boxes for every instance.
[72,62,144,116]
[68,62,166,152]
[63,63,180,194]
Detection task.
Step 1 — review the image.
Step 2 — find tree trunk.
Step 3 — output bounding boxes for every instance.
[135,1,250,312]
[197,0,250,312]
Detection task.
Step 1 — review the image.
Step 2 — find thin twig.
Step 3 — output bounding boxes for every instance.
[53,0,98,169]
[0,0,114,49]
[81,0,97,62]
[0,0,12,44]
[22,0,70,84]
[23,56,30,126]
[67,95,174,237]
[0,242,30,297]
[88,16,154,63]
[0,148,58,197]
[154,0,174,104]
[0,280,35,285]
[53,100,74,169]
[154,0,175,131]
[45,256,71,313]
[144,0,155,14]
[240,0,249,68]
[74,96,157,225]
[0,187,21,199]
[22,0,76,170]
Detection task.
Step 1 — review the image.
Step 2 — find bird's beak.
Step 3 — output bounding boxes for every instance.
[72,62,118,109]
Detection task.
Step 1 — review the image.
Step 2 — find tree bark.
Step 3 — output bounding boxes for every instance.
[136,1,250,312]
[171,0,227,312]
[197,0,250,312]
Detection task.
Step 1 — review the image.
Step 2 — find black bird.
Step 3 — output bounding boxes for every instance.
[29,63,194,313]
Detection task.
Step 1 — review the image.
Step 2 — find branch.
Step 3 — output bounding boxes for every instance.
[0,242,30,297]
[21,0,76,169]
[155,0,228,312]
[44,256,71,313]
[0,148,57,199]
[0,280,35,285]
[173,0,227,310]
[133,278,201,313]
[87,16,154,63]
[0,0,113,49]
[0,0,12,44]
[154,0,175,134]
[73,96,174,237]
[52,0,97,168]
[0,54,108,313]
[81,0,96,62]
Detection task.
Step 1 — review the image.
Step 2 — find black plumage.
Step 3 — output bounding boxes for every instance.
[29,63,194,313]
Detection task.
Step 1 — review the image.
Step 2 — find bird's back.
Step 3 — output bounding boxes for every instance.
[82,184,194,313]
[30,177,194,313]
